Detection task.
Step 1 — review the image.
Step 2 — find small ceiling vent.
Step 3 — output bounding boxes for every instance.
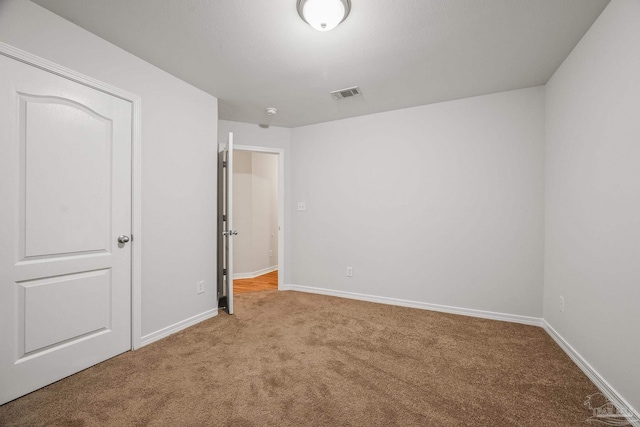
[330,86,361,100]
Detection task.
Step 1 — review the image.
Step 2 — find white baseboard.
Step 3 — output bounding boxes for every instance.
[233,265,278,280]
[139,308,218,348]
[281,284,543,326]
[543,321,639,427]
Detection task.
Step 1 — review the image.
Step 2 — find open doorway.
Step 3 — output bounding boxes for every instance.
[231,146,283,294]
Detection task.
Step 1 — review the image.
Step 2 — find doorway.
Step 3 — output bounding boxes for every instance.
[216,139,285,312]
[232,146,284,295]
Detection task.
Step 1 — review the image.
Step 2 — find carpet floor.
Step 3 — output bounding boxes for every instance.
[0,290,600,426]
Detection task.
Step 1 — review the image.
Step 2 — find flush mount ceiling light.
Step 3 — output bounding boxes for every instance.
[297,0,351,31]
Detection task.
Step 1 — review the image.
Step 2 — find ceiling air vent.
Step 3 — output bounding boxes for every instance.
[330,86,361,100]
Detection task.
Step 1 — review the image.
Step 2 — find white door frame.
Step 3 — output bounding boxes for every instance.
[0,42,144,350]
[233,145,285,290]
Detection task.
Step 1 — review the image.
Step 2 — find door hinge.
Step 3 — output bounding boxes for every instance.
[223,268,227,276]
[223,214,226,221]
[223,161,227,167]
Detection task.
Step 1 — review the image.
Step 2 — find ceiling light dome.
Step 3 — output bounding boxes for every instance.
[297,0,351,32]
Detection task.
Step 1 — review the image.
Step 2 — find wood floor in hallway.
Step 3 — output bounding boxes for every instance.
[234,270,278,294]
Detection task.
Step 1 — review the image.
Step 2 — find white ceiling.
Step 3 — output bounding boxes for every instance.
[31,0,609,128]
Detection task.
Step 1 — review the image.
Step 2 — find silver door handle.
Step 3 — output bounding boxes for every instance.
[118,235,130,244]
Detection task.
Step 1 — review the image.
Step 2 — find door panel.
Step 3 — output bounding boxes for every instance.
[21,96,112,258]
[20,269,111,354]
[0,54,132,404]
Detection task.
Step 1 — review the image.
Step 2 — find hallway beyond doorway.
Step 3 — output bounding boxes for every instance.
[234,271,278,294]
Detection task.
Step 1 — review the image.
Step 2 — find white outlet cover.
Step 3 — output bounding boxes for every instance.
[297,202,306,211]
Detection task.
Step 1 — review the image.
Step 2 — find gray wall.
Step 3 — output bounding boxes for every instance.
[251,152,279,271]
[290,87,545,318]
[0,0,219,338]
[544,0,640,412]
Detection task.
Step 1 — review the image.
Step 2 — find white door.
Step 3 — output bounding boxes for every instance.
[217,133,234,314]
[0,54,132,404]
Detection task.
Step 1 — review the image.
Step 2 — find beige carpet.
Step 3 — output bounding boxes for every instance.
[0,290,600,426]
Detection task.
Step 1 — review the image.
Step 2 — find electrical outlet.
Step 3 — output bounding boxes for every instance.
[346,266,353,277]
[197,280,205,294]
[297,202,306,211]
[269,249,273,257]
[559,296,565,312]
